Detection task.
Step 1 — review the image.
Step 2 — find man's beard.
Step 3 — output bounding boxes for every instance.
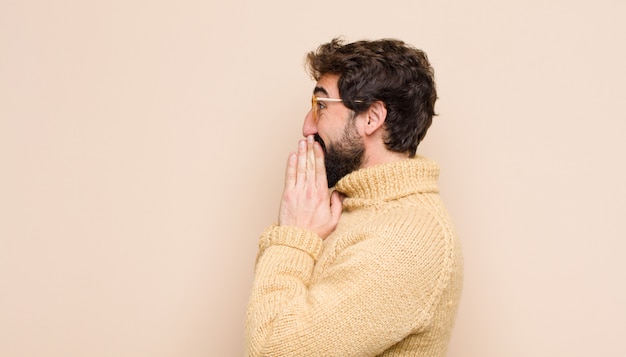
[314,122,365,188]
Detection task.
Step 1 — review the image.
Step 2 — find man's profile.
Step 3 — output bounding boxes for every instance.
[246,37,463,356]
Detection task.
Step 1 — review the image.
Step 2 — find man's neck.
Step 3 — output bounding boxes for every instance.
[361,148,410,169]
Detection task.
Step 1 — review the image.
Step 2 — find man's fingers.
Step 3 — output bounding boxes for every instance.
[306,135,316,184]
[284,152,297,189]
[296,139,307,186]
[313,141,328,188]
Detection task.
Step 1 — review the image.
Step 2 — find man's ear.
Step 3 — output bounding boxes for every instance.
[364,100,387,135]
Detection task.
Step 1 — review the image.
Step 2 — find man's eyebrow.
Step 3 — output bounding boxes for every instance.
[313,86,329,96]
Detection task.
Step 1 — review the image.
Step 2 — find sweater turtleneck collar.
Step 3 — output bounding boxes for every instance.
[334,155,440,205]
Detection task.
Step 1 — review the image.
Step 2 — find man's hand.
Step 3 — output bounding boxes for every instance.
[278,135,343,240]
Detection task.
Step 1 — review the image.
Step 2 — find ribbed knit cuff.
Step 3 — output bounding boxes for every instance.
[259,224,323,261]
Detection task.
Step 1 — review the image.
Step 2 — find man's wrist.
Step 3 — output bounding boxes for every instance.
[260,224,323,261]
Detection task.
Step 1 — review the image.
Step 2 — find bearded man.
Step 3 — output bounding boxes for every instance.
[246,38,463,357]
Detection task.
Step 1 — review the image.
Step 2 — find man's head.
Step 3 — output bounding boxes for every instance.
[306,37,437,153]
[303,37,437,187]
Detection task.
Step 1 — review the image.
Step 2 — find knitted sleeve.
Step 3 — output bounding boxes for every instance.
[245,208,457,357]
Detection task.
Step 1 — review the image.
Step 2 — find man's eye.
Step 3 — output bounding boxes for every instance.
[317,102,326,110]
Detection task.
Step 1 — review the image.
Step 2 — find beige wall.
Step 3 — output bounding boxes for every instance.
[1,1,624,356]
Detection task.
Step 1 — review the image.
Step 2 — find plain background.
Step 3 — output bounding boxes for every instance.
[1,0,625,356]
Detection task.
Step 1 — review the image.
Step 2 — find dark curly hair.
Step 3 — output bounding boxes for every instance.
[306,38,437,157]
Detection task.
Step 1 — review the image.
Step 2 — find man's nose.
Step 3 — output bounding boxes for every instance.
[302,110,317,137]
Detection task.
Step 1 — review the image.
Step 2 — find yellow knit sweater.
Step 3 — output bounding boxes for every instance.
[246,156,463,357]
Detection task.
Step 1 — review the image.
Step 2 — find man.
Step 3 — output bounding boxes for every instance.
[246,38,463,356]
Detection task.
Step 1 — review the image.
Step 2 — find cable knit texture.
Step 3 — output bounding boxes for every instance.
[246,156,463,356]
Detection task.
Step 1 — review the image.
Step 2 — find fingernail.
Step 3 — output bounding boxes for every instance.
[307,135,314,143]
